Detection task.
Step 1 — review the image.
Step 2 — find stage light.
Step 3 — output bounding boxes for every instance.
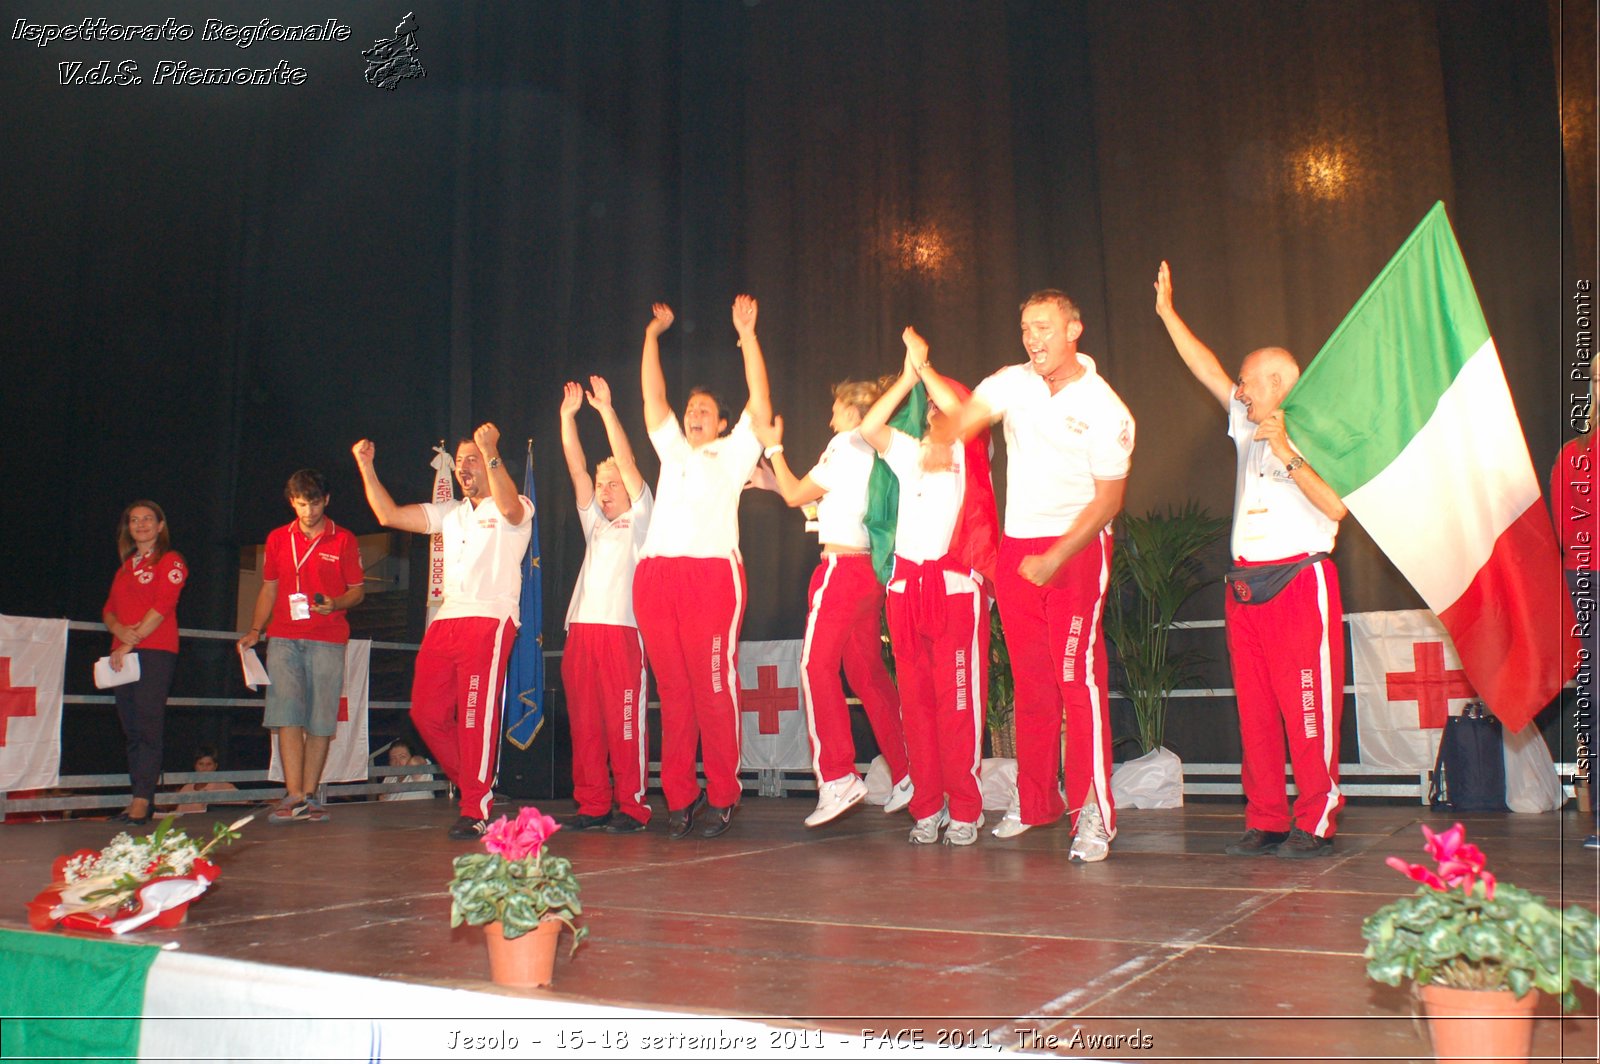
[1290,142,1354,201]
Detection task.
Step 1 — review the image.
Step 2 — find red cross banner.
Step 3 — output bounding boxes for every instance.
[426,445,454,629]
[268,639,371,784]
[1349,610,1478,771]
[0,616,68,791]
[736,639,809,771]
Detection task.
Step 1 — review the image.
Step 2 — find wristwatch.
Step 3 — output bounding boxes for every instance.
[488,457,501,470]
[1284,456,1305,475]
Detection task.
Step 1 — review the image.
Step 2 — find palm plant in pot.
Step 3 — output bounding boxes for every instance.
[448,806,587,988]
[1103,502,1226,805]
[1362,823,1598,1063]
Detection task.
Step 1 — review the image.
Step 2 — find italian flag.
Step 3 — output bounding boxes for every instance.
[1281,202,1576,732]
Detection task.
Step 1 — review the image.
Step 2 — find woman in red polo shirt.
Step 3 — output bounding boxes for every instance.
[102,500,187,824]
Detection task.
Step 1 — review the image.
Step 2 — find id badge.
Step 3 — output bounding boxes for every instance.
[289,592,311,621]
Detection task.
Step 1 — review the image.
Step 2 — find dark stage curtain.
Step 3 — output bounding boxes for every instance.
[0,0,1577,653]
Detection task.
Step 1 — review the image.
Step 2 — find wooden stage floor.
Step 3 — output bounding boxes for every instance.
[3,798,1596,1062]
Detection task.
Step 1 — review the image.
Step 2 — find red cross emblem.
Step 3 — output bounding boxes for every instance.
[337,696,350,724]
[740,665,799,735]
[1385,640,1475,729]
[0,657,41,746]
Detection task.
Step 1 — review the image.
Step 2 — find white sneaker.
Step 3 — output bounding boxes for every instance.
[1069,799,1110,863]
[943,813,985,846]
[882,776,914,814]
[990,802,1031,838]
[908,806,949,845]
[804,775,869,827]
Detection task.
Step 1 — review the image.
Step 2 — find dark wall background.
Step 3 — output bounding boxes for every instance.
[2,1,1588,650]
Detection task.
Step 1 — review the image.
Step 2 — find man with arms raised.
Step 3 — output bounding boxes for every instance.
[1155,261,1347,858]
[353,425,533,840]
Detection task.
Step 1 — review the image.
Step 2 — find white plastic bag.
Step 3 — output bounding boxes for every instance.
[1502,725,1563,813]
[863,755,894,806]
[1110,746,1184,809]
[978,758,1018,812]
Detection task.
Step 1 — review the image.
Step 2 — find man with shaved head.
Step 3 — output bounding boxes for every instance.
[1156,262,1348,859]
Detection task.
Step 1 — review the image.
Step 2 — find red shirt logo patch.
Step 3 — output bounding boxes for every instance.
[167,567,185,585]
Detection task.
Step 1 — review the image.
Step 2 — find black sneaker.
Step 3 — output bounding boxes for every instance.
[1275,826,1334,859]
[700,803,736,838]
[448,815,488,840]
[605,815,647,834]
[667,793,706,840]
[1225,828,1289,857]
[563,812,613,831]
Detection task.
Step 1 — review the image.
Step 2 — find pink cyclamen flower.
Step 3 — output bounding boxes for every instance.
[1399,823,1496,899]
[1386,856,1447,890]
[483,806,560,860]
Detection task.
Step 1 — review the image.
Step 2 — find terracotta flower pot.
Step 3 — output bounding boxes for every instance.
[1417,983,1537,1064]
[482,919,561,988]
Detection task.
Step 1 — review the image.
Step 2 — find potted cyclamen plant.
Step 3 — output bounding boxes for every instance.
[447,806,587,988]
[1361,823,1598,1064]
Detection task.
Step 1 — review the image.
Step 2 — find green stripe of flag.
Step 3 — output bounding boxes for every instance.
[1,928,160,1062]
[1281,201,1491,496]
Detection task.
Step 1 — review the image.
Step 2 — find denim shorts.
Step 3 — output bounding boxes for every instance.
[264,638,347,737]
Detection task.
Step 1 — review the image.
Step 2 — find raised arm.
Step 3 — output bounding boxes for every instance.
[902,327,967,419]
[860,346,921,456]
[473,422,526,525]
[352,439,431,534]
[753,414,826,507]
[559,381,594,510]
[1155,261,1233,410]
[586,375,646,499]
[731,294,773,429]
[640,302,675,433]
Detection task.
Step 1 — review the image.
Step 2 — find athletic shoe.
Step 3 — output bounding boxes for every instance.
[701,804,736,838]
[563,812,614,831]
[805,776,868,827]
[605,815,647,834]
[908,806,949,845]
[667,793,706,840]
[1584,834,1600,850]
[448,815,488,840]
[882,776,915,814]
[1275,826,1334,859]
[990,801,1031,839]
[1224,828,1289,856]
[1068,800,1110,863]
[943,814,985,846]
[297,800,330,823]
[267,796,304,826]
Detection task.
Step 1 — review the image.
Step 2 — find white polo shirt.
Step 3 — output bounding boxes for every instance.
[806,430,875,549]
[1228,399,1339,561]
[641,411,762,559]
[880,429,966,564]
[419,495,534,624]
[565,485,653,628]
[973,356,1134,538]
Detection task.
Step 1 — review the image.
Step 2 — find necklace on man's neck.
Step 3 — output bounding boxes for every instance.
[1043,360,1085,385]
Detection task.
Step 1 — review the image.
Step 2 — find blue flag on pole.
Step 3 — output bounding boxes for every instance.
[503,440,545,750]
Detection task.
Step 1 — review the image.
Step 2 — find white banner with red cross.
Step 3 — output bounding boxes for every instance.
[736,639,810,770]
[268,639,371,785]
[0,615,68,791]
[426,445,454,629]
[1349,610,1478,772]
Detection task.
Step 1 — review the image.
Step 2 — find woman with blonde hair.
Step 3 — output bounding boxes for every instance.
[759,374,913,827]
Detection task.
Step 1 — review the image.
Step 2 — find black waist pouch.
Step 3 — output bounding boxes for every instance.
[1225,552,1330,605]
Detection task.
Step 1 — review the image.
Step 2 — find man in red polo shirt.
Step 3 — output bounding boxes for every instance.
[239,469,366,824]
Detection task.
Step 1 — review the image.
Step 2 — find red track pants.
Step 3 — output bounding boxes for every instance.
[885,559,988,823]
[1225,555,1345,838]
[410,615,517,820]
[994,532,1116,837]
[800,554,909,786]
[633,556,747,810]
[561,622,651,824]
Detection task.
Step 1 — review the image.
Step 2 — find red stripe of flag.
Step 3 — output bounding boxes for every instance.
[1436,502,1579,731]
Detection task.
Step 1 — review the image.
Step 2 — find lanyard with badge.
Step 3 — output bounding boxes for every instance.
[287,525,326,621]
